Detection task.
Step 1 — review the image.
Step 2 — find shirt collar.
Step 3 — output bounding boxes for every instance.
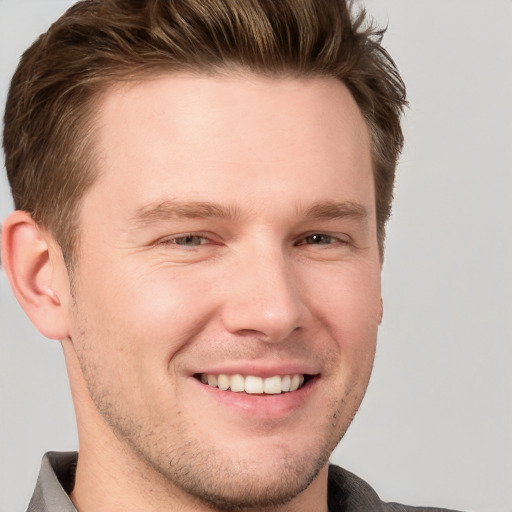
[27,452,78,512]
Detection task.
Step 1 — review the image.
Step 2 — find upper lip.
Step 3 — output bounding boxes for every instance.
[191,361,320,378]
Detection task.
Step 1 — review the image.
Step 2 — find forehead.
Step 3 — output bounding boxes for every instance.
[85,72,373,223]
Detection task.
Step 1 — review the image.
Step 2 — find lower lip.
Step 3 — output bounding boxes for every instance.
[191,376,318,418]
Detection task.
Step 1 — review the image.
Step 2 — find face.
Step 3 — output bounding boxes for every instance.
[67,72,382,510]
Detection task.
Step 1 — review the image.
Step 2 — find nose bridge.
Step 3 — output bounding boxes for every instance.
[221,241,303,342]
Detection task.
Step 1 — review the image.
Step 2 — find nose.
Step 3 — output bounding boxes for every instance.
[220,246,304,343]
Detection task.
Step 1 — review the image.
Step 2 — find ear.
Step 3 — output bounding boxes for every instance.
[1,210,71,340]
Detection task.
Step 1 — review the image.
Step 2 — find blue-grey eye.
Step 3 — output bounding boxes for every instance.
[173,235,206,247]
[304,234,334,245]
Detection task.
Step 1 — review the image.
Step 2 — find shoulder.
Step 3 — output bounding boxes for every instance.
[328,464,466,512]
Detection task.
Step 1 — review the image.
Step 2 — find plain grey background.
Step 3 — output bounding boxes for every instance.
[1,1,511,511]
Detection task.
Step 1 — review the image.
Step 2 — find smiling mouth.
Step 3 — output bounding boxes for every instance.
[195,373,313,394]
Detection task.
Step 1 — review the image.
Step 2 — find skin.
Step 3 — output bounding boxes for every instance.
[3,72,382,512]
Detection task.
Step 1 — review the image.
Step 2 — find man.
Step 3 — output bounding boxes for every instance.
[0,1,462,511]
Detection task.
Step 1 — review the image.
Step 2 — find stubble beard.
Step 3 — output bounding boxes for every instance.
[70,301,372,511]
[82,371,361,512]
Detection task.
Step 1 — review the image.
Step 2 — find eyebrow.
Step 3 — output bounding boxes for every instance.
[131,200,241,226]
[130,199,368,227]
[303,201,368,221]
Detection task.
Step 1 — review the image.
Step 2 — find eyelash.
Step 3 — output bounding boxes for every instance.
[296,233,347,246]
[159,232,349,248]
[160,233,211,247]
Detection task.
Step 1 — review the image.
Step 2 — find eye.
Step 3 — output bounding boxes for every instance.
[300,233,339,245]
[163,234,209,247]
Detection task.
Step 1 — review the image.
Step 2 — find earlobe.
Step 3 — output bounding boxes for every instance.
[1,210,71,340]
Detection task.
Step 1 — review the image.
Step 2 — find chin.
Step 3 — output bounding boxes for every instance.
[165,450,329,512]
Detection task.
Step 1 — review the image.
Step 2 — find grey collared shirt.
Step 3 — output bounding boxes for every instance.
[27,452,77,512]
[27,452,464,512]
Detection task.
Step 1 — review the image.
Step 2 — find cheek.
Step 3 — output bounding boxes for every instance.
[306,261,382,331]
[68,265,209,413]
[304,262,380,381]
[76,261,219,365]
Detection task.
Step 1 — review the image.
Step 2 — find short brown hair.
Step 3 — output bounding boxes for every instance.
[3,0,406,263]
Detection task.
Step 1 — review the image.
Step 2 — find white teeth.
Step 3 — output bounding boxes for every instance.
[230,374,245,392]
[217,374,230,391]
[245,375,264,394]
[290,374,301,392]
[263,376,282,394]
[199,373,307,394]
